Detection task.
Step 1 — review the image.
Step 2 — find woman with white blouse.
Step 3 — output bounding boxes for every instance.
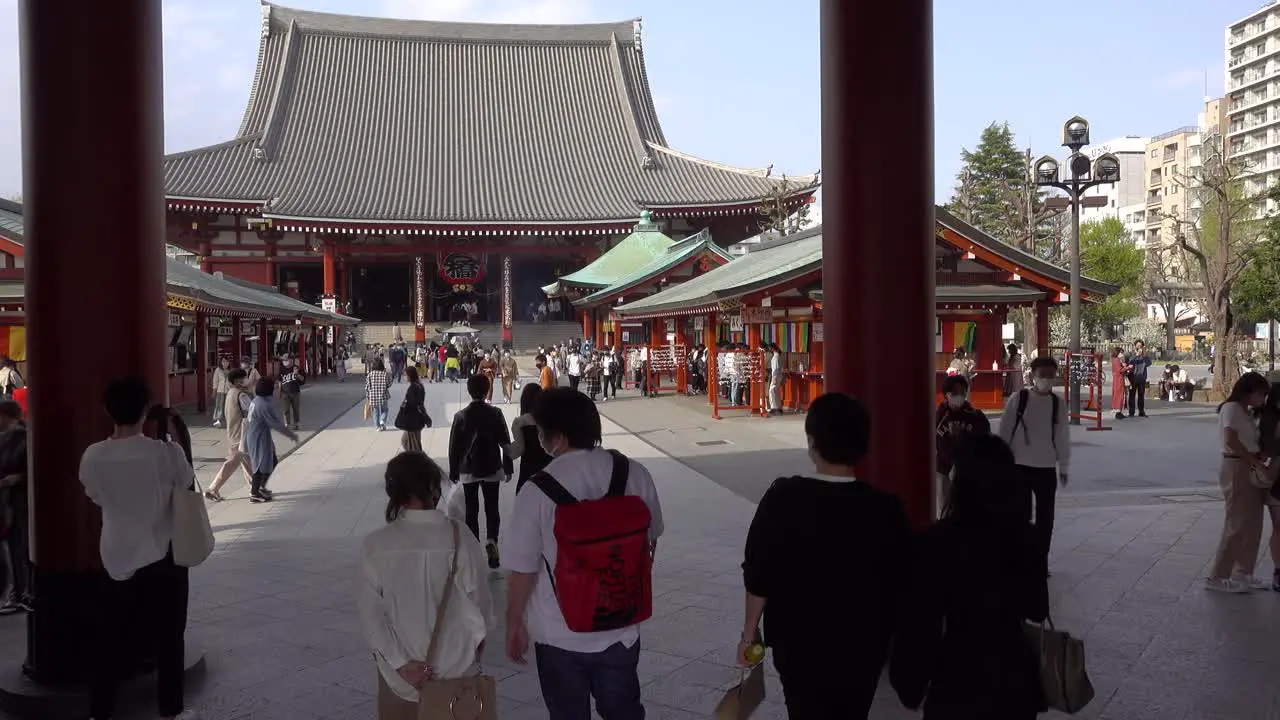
[359,451,495,720]
[1207,372,1272,593]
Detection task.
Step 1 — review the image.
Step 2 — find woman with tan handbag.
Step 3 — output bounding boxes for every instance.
[1206,372,1272,593]
[359,451,496,720]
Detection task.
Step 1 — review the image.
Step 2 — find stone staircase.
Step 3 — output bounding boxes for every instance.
[349,320,581,354]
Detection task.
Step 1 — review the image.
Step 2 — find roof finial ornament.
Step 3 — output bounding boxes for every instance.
[261,3,272,39]
[641,155,654,170]
[633,18,643,49]
[766,164,773,177]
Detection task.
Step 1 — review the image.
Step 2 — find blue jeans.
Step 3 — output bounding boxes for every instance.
[371,401,388,428]
[534,641,644,720]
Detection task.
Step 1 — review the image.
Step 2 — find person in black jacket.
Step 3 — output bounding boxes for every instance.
[739,392,911,719]
[0,399,28,615]
[396,366,431,452]
[935,374,991,506]
[890,433,1049,720]
[278,355,305,431]
[509,383,552,493]
[448,374,513,569]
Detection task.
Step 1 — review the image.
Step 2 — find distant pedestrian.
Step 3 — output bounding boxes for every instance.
[205,368,253,502]
[244,377,297,502]
[1110,347,1128,419]
[997,356,1069,574]
[210,356,231,427]
[278,355,305,431]
[935,374,991,507]
[395,366,430,453]
[367,358,392,431]
[1206,372,1271,593]
[1124,340,1152,418]
[447,375,513,569]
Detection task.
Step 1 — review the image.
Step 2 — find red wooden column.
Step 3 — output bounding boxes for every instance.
[258,318,269,376]
[821,0,935,528]
[581,309,593,343]
[322,241,336,296]
[337,253,348,307]
[198,240,212,273]
[19,0,168,682]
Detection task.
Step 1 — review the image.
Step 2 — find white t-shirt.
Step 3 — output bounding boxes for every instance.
[358,510,494,701]
[567,354,582,377]
[501,448,664,654]
[996,389,1071,474]
[79,435,192,581]
[1221,401,1259,454]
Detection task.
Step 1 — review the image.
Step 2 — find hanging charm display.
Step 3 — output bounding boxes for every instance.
[413,256,426,329]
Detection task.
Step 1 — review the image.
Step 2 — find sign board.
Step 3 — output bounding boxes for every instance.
[326,326,335,345]
[813,322,824,343]
[664,318,675,333]
[216,325,233,337]
[692,315,704,330]
[728,314,744,332]
[321,297,337,313]
[241,319,257,337]
[1067,353,1099,387]
[622,332,631,343]
[742,306,771,324]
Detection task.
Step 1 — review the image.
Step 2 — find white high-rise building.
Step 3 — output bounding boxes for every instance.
[1079,136,1149,225]
[1226,1,1280,215]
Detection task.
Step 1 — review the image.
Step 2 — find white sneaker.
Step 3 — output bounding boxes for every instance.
[1233,574,1272,590]
[1205,577,1250,593]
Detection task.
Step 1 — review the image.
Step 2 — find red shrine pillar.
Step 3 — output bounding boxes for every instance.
[1035,301,1050,358]
[198,240,212,274]
[322,241,336,296]
[231,315,243,364]
[195,313,209,412]
[581,309,593,343]
[258,318,269,376]
[19,0,168,682]
[821,0,935,528]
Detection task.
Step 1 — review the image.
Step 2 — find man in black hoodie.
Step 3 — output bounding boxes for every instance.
[448,374,514,568]
[0,399,29,614]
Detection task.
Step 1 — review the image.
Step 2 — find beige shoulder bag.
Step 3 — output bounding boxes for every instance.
[418,521,497,720]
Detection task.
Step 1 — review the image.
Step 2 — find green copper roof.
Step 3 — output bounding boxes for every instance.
[575,228,732,307]
[542,213,674,296]
[614,227,823,317]
[0,199,24,244]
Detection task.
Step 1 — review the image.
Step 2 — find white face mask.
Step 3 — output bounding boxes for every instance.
[1034,378,1052,393]
[538,430,564,457]
[946,394,967,409]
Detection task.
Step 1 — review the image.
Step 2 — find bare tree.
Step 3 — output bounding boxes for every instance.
[1142,242,1202,350]
[1168,131,1263,390]
[757,177,812,238]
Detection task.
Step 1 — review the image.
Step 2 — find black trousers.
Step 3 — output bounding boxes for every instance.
[568,375,581,392]
[773,648,882,720]
[1127,381,1146,416]
[90,552,189,719]
[463,480,501,542]
[1016,465,1058,566]
[3,489,28,598]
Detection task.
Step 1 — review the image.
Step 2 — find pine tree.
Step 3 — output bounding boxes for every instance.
[948,122,1031,245]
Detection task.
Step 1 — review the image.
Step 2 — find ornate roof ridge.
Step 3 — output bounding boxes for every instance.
[263,1,639,45]
[165,135,260,162]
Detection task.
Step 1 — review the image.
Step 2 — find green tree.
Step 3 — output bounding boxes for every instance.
[1079,217,1145,338]
[757,177,811,237]
[948,122,1030,244]
[1232,226,1280,326]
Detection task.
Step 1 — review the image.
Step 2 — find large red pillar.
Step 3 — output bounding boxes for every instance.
[322,241,336,296]
[821,0,934,528]
[19,0,168,682]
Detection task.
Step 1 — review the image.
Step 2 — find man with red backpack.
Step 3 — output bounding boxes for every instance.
[502,387,664,720]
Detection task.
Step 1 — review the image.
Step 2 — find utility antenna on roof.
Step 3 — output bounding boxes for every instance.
[260,3,272,38]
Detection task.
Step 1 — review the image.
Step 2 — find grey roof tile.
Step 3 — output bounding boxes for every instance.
[163,2,818,224]
[0,199,23,245]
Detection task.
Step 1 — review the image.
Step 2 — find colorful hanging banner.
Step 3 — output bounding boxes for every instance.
[759,322,811,353]
[945,321,977,353]
[437,252,487,286]
[0,326,26,362]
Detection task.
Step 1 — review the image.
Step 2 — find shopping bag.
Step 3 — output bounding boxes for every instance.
[172,476,215,567]
[363,401,371,421]
[1024,619,1094,714]
[714,663,766,720]
[439,481,466,524]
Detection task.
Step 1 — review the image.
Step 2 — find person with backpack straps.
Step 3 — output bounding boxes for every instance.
[997,355,1071,574]
[501,387,664,720]
[448,374,514,569]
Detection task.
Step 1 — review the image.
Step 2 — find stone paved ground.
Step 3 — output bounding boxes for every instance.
[5,378,1280,719]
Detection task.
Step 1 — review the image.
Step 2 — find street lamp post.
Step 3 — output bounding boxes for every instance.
[1033,117,1121,425]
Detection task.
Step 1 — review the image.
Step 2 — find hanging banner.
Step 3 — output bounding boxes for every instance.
[437,252,486,286]
[413,256,426,328]
[501,256,513,330]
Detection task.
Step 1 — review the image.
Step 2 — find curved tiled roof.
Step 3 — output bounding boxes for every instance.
[543,213,674,294]
[576,228,734,308]
[0,199,23,245]
[163,2,818,225]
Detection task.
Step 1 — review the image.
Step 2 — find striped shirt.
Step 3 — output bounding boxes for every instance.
[365,370,390,404]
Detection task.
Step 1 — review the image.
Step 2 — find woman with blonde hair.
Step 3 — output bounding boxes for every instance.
[359,452,495,719]
[1206,372,1272,593]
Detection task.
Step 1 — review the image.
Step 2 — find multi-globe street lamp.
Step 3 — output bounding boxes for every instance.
[1033,117,1121,424]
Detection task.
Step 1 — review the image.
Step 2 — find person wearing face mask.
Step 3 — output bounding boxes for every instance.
[501,388,664,720]
[738,392,910,718]
[1206,372,1272,593]
[997,356,1070,575]
[278,355,305,431]
[935,375,991,509]
[210,356,232,428]
[241,356,261,388]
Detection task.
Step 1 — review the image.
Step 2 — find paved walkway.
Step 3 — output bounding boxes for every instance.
[4,380,1279,719]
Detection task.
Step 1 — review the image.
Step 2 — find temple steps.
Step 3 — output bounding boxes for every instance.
[349,320,580,354]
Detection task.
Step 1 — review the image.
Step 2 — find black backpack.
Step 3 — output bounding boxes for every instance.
[1011,388,1058,449]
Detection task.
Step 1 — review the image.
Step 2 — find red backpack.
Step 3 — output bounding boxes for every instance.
[530,450,654,633]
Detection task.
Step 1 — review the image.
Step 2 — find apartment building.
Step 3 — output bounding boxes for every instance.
[1226,1,1280,214]
[1143,127,1198,247]
[1079,136,1149,225]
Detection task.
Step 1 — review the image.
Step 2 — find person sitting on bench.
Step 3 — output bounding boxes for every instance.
[1169,365,1195,401]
